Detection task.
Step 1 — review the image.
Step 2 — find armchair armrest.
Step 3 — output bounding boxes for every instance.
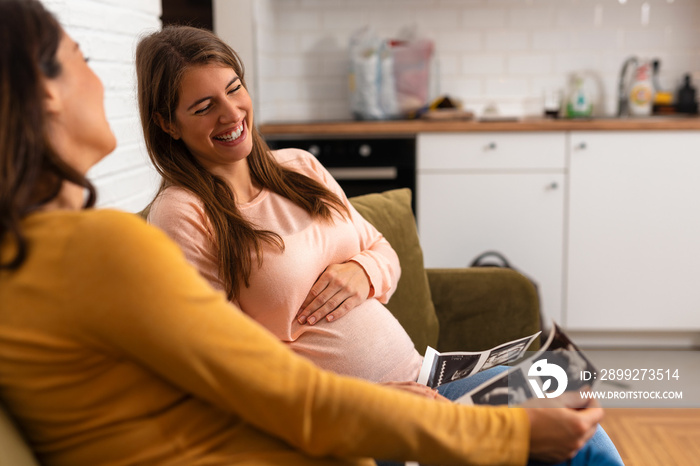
[426,267,540,353]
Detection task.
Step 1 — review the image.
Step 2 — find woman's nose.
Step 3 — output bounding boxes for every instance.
[219,98,243,124]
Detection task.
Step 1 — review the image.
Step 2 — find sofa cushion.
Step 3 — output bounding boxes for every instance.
[0,402,39,466]
[349,189,439,354]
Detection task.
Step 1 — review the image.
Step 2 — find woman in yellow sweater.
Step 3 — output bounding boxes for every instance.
[0,0,603,464]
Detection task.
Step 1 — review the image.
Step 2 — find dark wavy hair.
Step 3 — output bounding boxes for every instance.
[136,26,348,301]
[0,0,97,269]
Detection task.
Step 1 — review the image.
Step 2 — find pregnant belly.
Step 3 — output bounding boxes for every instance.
[286,300,423,383]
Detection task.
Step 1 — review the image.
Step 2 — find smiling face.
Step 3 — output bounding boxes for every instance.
[168,63,254,176]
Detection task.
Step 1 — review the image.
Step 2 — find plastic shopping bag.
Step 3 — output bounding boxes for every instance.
[349,28,433,120]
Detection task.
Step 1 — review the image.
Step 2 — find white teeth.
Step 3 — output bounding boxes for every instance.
[214,124,243,142]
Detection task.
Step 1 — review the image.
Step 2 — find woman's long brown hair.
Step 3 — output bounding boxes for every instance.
[136,26,348,300]
[0,0,96,269]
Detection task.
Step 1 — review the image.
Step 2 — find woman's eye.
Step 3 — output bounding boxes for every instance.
[228,84,242,95]
[194,105,211,115]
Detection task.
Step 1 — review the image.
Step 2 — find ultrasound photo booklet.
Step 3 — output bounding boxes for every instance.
[416,332,541,388]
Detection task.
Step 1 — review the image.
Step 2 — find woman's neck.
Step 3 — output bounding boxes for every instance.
[212,160,261,204]
[233,182,262,205]
[39,182,86,212]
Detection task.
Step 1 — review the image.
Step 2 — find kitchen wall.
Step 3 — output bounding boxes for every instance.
[43,0,161,212]
[252,0,700,122]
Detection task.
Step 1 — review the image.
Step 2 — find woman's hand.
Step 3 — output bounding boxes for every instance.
[523,393,604,463]
[381,381,450,402]
[297,261,371,325]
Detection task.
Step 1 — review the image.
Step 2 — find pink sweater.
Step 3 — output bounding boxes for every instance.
[148,149,423,383]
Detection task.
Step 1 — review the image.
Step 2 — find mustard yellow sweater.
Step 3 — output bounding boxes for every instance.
[0,210,529,465]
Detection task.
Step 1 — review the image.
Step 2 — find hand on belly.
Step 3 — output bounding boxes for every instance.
[296,261,371,325]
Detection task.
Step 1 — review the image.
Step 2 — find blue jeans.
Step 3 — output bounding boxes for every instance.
[377,366,624,466]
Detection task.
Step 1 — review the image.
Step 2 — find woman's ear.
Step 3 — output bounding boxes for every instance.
[43,79,63,115]
[154,113,181,140]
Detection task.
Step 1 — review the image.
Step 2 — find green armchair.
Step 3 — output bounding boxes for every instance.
[0,188,540,466]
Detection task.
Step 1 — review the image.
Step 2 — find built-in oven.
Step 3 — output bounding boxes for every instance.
[265,136,417,214]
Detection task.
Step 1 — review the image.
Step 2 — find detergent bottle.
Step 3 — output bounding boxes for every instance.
[565,75,593,118]
[628,60,654,117]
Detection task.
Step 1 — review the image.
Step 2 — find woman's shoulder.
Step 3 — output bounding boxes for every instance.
[72,209,169,243]
[271,147,326,179]
[53,210,211,306]
[148,186,207,223]
[45,209,175,263]
[68,209,190,268]
[152,186,203,207]
[73,208,146,231]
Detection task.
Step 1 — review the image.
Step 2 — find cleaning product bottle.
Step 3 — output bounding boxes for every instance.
[651,59,674,115]
[628,60,654,117]
[676,74,698,115]
[566,75,592,118]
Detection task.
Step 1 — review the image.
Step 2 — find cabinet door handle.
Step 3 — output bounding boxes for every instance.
[575,142,587,150]
[485,142,497,150]
[546,182,559,190]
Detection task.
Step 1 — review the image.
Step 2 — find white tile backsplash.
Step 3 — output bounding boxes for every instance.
[299,33,346,54]
[507,7,555,28]
[256,0,700,122]
[436,53,460,75]
[276,10,322,31]
[321,10,368,30]
[532,30,573,51]
[554,52,602,74]
[508,54,552,75]
[484,30,530,51]
[436,31,483,52]
[463,8,507,28]
[418,9,464,29]
[441,77,483,99]
[572,29,622,51]
[462,54,506,75]
[485,76,530,98]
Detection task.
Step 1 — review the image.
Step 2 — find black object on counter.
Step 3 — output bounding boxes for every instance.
[676,74,698,114]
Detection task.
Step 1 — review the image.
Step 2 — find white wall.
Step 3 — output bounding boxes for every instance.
[250,0,700,122]
[43,0,162,213]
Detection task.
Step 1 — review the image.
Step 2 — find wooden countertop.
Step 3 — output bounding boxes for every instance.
[259,116,700,137]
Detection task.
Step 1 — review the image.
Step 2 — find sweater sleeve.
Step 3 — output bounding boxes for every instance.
[69,211,530,466]
[146,189,226,293]
[282,149,401,303]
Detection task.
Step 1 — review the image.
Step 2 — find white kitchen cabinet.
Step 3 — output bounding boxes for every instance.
[567,131,700,330]
[417,132,566,324]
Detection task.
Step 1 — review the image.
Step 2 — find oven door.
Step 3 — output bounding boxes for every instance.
[266,137,417,213]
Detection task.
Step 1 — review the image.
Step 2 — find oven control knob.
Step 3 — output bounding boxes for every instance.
[358,144,372,157]
[308,144,321,157]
